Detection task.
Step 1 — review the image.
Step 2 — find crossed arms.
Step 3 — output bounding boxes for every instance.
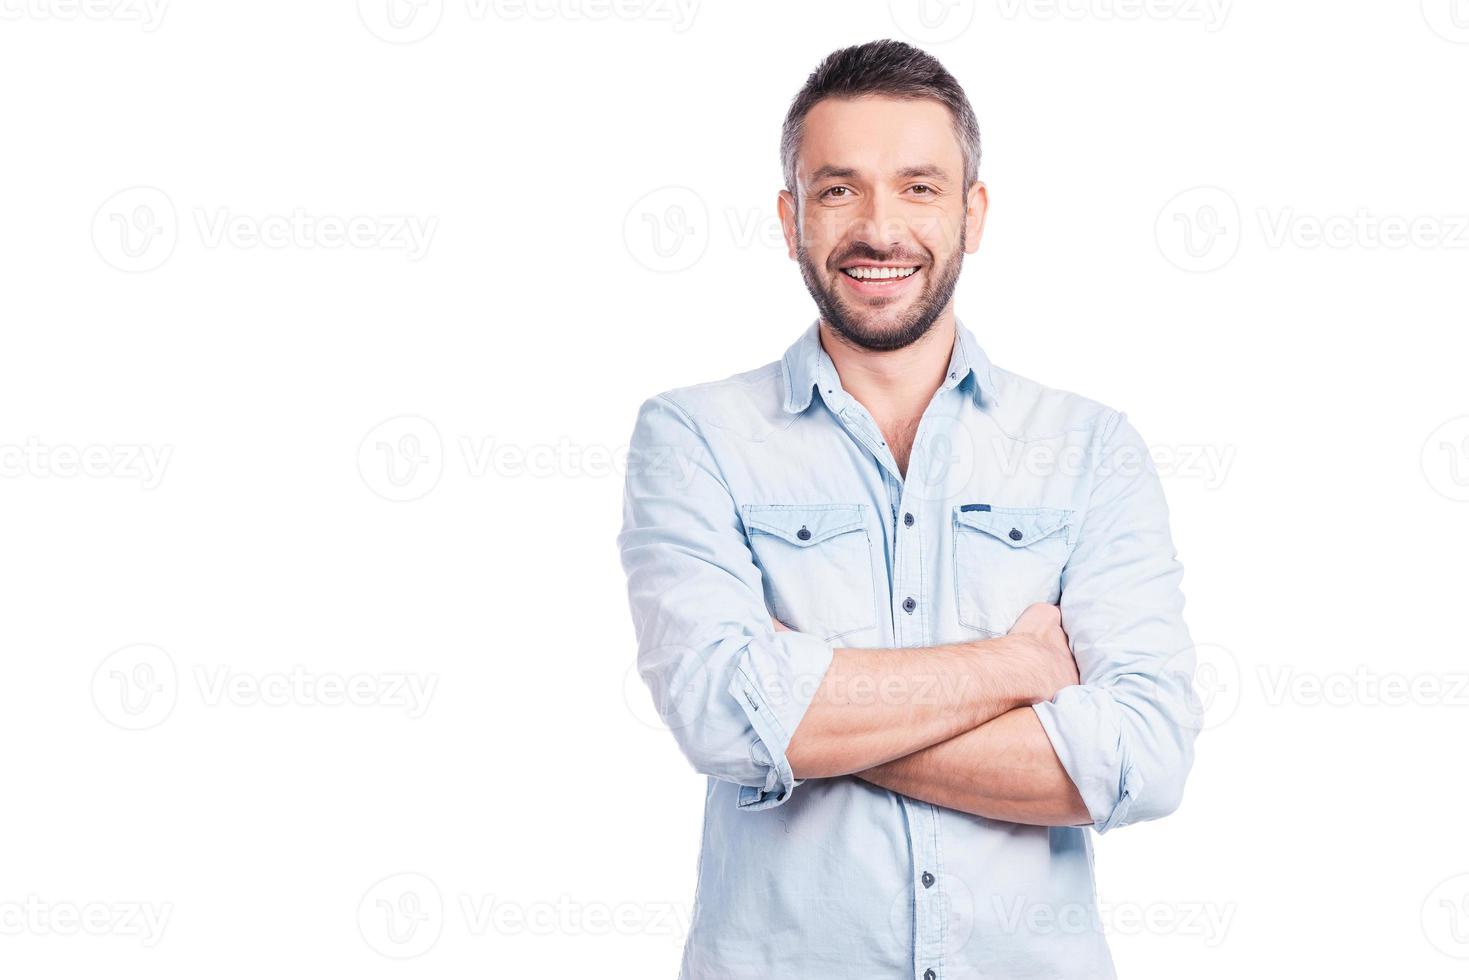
[779,604,1092,826]
[619,394,1199,833]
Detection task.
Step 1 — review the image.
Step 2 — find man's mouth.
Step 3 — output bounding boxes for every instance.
[838,263,922,296]
[841,265,920,282]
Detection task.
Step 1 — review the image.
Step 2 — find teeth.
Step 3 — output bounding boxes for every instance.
[844,266,918,281]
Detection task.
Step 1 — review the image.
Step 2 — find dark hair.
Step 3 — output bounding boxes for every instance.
[780,39,981,199]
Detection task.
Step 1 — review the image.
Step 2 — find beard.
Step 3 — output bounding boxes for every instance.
[796,223,966,353]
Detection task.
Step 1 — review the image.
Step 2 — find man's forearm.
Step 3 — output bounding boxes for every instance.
[785,637,1047,779]
[855,705,1091,827]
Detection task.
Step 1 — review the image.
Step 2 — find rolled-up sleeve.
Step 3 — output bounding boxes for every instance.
[617,394,835,810]
[1031,409,1202,834]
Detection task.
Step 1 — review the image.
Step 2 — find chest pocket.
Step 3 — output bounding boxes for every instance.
[952,505,1075,636]
[742,503,878,643]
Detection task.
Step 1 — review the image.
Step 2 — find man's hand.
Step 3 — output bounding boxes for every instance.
[1006,603,1080,698]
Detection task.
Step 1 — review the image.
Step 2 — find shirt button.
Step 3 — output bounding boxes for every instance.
[797,527,811,541]
[921,871,935,888]
[925,970,937,980]
[903,597,916,614]
[903,512,914,527]
[1009,528,1023,541]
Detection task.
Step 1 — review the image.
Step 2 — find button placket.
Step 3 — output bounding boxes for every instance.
[906,801,945,980]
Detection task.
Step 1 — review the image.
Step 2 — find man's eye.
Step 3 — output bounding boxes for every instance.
[821,186,850,200]
[910,184,934,196]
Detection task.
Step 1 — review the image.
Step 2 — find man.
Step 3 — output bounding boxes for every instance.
[618,39,1199,979]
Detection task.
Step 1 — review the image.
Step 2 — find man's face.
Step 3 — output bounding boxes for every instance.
[780,95,986,352]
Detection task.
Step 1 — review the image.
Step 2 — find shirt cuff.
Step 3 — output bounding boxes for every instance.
[727,630,834,811]
[1031,687,1142,834]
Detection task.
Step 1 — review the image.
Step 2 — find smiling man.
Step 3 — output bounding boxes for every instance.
[618,40,1199,979]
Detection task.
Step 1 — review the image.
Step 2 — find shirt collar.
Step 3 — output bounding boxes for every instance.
[780,317,996,414]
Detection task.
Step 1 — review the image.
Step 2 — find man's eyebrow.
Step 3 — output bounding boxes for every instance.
[807,165,859,183]
[894,165,950,181]
[805,164,952,183]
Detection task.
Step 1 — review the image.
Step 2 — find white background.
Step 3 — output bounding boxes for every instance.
[3,1,1468,977]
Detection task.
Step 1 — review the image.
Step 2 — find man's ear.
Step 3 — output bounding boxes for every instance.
[778,188,799,260]
[964,181,989,254]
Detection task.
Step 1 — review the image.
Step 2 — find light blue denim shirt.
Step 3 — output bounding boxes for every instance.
[618,319,1199,979]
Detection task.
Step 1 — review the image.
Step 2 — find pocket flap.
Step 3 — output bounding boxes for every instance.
[743,504,866,548]
[952,505,1072,548]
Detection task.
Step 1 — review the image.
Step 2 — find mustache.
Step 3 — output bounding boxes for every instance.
[833,246,928,267]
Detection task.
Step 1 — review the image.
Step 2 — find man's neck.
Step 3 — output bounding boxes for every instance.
[820,313,955,418]
[819,312,958,475]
